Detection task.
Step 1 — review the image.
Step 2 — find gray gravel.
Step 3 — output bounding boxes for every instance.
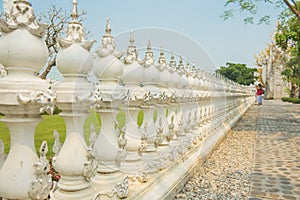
[176,107,257,200]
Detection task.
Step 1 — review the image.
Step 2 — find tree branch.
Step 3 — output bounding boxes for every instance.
[39,59,56,80]
[283,0,300,22]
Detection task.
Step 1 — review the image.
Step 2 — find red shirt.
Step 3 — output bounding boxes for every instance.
[256,88,264,95]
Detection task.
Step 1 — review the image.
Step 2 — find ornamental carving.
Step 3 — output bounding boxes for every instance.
[0,0,47,37]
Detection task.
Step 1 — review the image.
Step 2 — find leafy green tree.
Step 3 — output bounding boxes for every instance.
[216,62,257,85]
[275,2,300,97]
[222,0,300,24]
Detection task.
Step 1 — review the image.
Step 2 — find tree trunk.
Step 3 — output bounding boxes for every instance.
[290,83,297,98]
[39,60,56,80]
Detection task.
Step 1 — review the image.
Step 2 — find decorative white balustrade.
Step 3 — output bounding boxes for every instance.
[0,0,255,199]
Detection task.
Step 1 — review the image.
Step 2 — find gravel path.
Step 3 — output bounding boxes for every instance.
[176,105,258,200]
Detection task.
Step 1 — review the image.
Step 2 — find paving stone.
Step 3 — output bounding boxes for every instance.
[267,188,279,192]
[177,100,300,200]
[282,195,297,200]
[280,181,291,185]
[282,190,293,195]
[268,193,280,199]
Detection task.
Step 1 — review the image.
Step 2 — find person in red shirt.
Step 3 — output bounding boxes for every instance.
[256,83,264,105]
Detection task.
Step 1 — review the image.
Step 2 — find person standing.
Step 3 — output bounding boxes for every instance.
[256,83,264,105]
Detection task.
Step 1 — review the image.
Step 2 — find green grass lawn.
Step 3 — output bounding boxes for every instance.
[0,109,102,157]
[0,109,145,158]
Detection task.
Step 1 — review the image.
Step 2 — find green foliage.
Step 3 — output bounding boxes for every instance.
[287,97,296,102]
[84,109,101,143]
[281,97,290,101]
[116,110,126,130]
[282,97,300,103]
[275,8,300,97]
[153,110,158,123]
[137,110,144,128]
[53,106,62,115]
[222,0,281,24]
[0,111,101,157]
[216,62,257,85]
[0,119,9,154]
[292,98,300,104]
[35,115,66,157]
[222,0,300,25]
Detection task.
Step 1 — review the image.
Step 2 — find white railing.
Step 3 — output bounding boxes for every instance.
[0,1,255,199]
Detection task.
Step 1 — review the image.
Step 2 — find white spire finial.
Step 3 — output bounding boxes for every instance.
[160,45,164,55]
[171,51,175,60]
[169,51,176,70]
[124,30,137,64]
[178,56,183,68]
[142,38,154,67]
[129,29,135,46]
[71,0,79,22]
[158,45,167,69]
[105,17,112,36]
[147,38,151,51]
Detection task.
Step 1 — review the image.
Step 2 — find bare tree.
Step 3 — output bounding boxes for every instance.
[38,5,87,79]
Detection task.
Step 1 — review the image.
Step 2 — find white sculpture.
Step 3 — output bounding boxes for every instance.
[96,17,123,58]
[28,141,52,200]
[0,64,7,78]
[52,130,62,157]
[124,30,138,64]
[92,17,128,197]
[51,1,96,199]
[0,1,256,199]
[0,0,54,199]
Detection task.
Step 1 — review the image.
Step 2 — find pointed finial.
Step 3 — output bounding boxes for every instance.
[147,38,151,51]
[192,65,197,74]
[124,30,138,64]
[71,0,79,22]
[186,59,190,69]
[160,45,164,56]
[142,38,154,66]
[105,17,112,36]
[176,56,184,74]
[158,45,167,66]
[171,51,175,60]
[178,56,183,69]
[169,51,177,70]
[129,29,135,46]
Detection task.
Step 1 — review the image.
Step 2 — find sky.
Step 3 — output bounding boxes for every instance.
[0,0,283,74]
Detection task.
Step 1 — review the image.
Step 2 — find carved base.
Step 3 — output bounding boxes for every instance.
[157,137,169,146]
[142,151,158,164]
[144,142,157,152]
[91,171,123,194]
[51,176,95,200]
[97,160,120,173]
[121,151,145,174]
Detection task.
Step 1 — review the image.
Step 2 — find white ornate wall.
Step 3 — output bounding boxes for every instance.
[0,1,255,199]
